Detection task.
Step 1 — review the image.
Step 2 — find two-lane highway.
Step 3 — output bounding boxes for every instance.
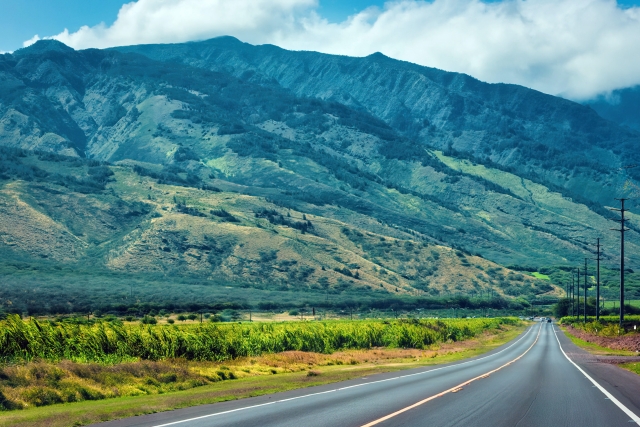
[96,323,640,427]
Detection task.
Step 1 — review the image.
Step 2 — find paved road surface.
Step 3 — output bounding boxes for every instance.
[95,323,640,427]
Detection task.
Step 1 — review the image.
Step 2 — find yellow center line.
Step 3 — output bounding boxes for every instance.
[360,323,543,427]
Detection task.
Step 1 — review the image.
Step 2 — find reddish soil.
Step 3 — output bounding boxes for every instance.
[567,325,640,353]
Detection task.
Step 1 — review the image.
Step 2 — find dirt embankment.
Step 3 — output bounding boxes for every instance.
[566,325,640,352]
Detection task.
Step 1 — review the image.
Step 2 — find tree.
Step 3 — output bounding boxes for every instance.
[553,298,571,318]
[141,315,157,325]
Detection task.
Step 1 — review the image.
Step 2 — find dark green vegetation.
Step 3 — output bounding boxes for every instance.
[1,38,639,315]
[587,85,640,132]
[0,315,517,363]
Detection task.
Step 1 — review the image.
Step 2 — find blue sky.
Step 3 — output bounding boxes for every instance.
[3,0,640,100]
[5,0,638,52]
[0,0,388,52]
[3,0,640,52]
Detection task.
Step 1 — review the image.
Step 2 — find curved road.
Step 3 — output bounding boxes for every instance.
[96,323,640,427]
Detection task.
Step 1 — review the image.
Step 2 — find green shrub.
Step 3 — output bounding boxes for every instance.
[21,387,63,407]
[141,316,157,325]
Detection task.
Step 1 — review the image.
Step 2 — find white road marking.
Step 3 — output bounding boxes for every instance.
[149,325,537,427]
[359,323,542,427]
[553,326,640,426]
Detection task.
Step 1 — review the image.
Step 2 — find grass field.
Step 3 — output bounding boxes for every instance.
[602,300,640,308]
[530,272,550,281]
[0,316,518,364]
[0,322,526,427]
[0,317,519,411]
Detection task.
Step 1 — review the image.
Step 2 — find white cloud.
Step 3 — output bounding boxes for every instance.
[23,34,41,48]
[50,0,316,49]
[29,0,640,100]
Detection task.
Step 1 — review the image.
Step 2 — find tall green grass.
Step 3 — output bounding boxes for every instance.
[0,316,518,363]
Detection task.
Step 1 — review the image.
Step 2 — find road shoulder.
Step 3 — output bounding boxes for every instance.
[556,325,640,418]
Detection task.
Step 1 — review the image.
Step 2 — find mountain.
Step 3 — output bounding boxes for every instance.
[1,38,638,314]
[586,85,640,132]
[114,37,640,208]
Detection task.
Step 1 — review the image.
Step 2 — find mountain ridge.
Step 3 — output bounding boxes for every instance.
[114,36,640,207]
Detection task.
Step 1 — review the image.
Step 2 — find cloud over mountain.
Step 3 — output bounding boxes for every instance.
[27,0,640,100]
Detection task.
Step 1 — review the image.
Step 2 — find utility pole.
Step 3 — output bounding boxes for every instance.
[564,280,568,317]
[595,238,602,321]
[610,198,629,327]
[576,268,579,319]
[584,259,588,323]
[576,268,580,319]
[570,272,574,317]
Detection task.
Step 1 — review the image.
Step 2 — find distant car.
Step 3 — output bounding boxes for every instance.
[547,318,552,323]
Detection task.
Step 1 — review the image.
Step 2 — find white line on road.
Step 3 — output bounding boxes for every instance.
[359,323,543,426]
[150,325,537,427]
[553,326,640,425]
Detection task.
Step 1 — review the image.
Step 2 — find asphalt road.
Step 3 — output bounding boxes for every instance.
[95,323,640,427]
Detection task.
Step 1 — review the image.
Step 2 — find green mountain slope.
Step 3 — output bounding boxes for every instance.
[0,39,637,314]
[114,36,640,208]
[586,85,640,132]
[0,148,556,314]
